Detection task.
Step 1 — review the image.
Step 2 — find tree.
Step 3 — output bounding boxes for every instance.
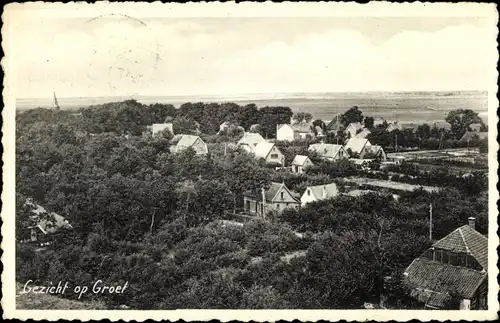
[172,116,199,135]
[416,124,431,140]
[340,106,364,127]
[148,103,176,123]
[364,116,374,129]
[259,106,293,138]
[445,109,484,139]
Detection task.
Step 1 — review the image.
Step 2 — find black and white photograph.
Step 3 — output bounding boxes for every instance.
[2,2,499,321]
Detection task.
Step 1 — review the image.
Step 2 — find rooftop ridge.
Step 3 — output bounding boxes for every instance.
[458,228,471,254]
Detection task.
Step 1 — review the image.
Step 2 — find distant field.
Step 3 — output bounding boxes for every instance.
[17,91,488,124]
[346,177,440,193]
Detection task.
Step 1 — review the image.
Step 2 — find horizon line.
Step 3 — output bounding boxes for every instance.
[17,89,489,100]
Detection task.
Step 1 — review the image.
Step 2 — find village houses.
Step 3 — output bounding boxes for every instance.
[170,134,208,155]
[276,123,315,141]
[19,198,73,245]
[237,132,266,152]
[291,155,314,174]
[243,182,300,216]
[308,142,350,161]
[252,141,285,165]
[404,217,487,310]
[300,183,339,206]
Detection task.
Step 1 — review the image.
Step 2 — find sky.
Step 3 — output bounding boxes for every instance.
[9,15,498,98]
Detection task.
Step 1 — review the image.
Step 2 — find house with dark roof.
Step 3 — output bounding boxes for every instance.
[291,155,314,174]
[326,114,342,133]
[243,182,300,217]
[404,217,488,310]
[300,183,339,206]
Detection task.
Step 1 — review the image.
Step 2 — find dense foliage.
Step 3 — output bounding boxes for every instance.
[16,102,489,310]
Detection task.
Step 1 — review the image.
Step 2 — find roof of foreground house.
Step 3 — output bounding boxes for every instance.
[405,257,487,302]
[432,224,488,269]
[404,223,488,307]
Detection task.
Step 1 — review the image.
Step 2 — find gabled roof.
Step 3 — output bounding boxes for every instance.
[243,182,299,203]
[460,131,488,141]
[237,132,266,146]
[433,224,488,270]
[326,115,342,130]
[405,257,486,302]
[308,143,346,159]
[344,138,371,154]
[386,122,403,132]
[292,155,311,166]
[253,141,277,159]
[347,122,363,132]
[177,134,202,147]
[25,199,73,234]
[354,128,371,138]
[305,183,338,200]
[363,145,384,155]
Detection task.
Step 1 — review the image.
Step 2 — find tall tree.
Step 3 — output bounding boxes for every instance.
[340,106,364,127]
[259,106,293,138]
[364,116,374,129]
[445,109,484,139]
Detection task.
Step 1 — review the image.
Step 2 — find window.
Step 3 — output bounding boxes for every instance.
[442,250,450,264]
[458,253,466,267]
[277,204,280,210]
[281,192,284,199]
[434,249,442,262]
[271,154,279,159]
[307,189,311,196]
[286,203,289,207]
[449,252,458,266]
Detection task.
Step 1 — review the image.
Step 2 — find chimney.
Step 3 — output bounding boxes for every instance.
[468,217,476,230]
